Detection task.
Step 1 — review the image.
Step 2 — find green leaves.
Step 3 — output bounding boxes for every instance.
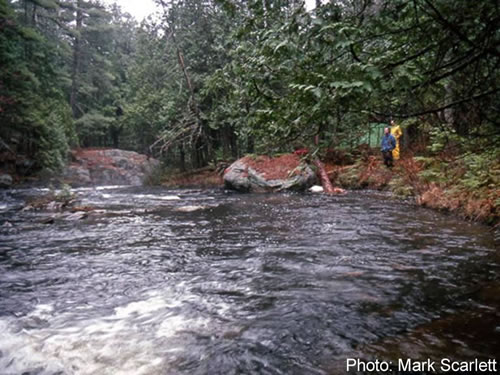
[2,0,498,174]
[273,40,289,54]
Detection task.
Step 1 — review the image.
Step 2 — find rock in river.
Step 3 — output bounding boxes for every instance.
[224,154,316,193]
[0,174,13,188]
[63,148,160,186]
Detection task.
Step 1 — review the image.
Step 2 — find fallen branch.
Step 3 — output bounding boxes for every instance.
[313,158,336,194]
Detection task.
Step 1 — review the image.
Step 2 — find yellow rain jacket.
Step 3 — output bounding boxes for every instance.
[390,125,403,160]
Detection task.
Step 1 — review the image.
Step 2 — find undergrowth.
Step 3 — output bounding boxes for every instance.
[333,150,499,226]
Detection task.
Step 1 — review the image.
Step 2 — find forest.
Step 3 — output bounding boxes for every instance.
[0,0,499,220]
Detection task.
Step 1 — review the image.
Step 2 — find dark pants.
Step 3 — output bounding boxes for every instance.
[382,150,393,168]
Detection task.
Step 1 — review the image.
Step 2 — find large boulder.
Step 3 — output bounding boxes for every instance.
[224,154,316,192]
[63,148,160,186]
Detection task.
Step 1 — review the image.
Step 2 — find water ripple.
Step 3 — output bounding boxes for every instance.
[0,187,497,374]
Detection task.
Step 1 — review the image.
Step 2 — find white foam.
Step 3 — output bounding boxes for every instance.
[174,205,207,212]
[156,314,209,338]
[133,194,181,201]
[114,295,171,318]
[96,185,131,191]
[98,193,181,201]
[30,303,54,317]
[0,292,209,375]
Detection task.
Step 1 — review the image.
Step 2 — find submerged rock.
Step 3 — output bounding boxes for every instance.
[63,211,88,221]
[224,154,316,193]
[63,148,160,186]
[0,174,13,188]
[45,201,64,211]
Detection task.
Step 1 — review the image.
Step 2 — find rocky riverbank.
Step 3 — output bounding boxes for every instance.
[1,148,160,188]
[5,147,496,226]
[161,153,499,226]
[63,148,160,186]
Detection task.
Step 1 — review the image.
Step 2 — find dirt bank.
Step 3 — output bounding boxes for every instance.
[161,166,223,188]
[329,155,499,226]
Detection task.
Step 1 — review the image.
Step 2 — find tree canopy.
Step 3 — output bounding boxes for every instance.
[0,0,498,171]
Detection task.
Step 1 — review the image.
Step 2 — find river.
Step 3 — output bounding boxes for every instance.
[0,186,498,374]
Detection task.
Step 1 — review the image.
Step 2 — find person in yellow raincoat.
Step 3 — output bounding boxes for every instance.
[390,120,403,160]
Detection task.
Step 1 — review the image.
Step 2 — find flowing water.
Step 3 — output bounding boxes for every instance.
[0,186,498,374]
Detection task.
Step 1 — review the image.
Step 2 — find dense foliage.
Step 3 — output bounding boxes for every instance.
[0,0,498,172]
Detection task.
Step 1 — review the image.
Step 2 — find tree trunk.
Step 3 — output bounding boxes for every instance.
[230,127,238,159]
[179,143,186,171]
[313,158,336,194]
[222,125,230,158]
[110,125,120,148]
[70,0,83,118]
[247,135,255,154]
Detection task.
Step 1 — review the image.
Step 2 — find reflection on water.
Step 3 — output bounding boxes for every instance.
[0,187,498,374]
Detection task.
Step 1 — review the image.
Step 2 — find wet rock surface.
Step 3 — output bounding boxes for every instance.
[0,174,13,188]
[63,148,160,186]
[223,154,316,192]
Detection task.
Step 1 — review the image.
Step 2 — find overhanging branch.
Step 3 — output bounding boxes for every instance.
[372,88,499,119]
